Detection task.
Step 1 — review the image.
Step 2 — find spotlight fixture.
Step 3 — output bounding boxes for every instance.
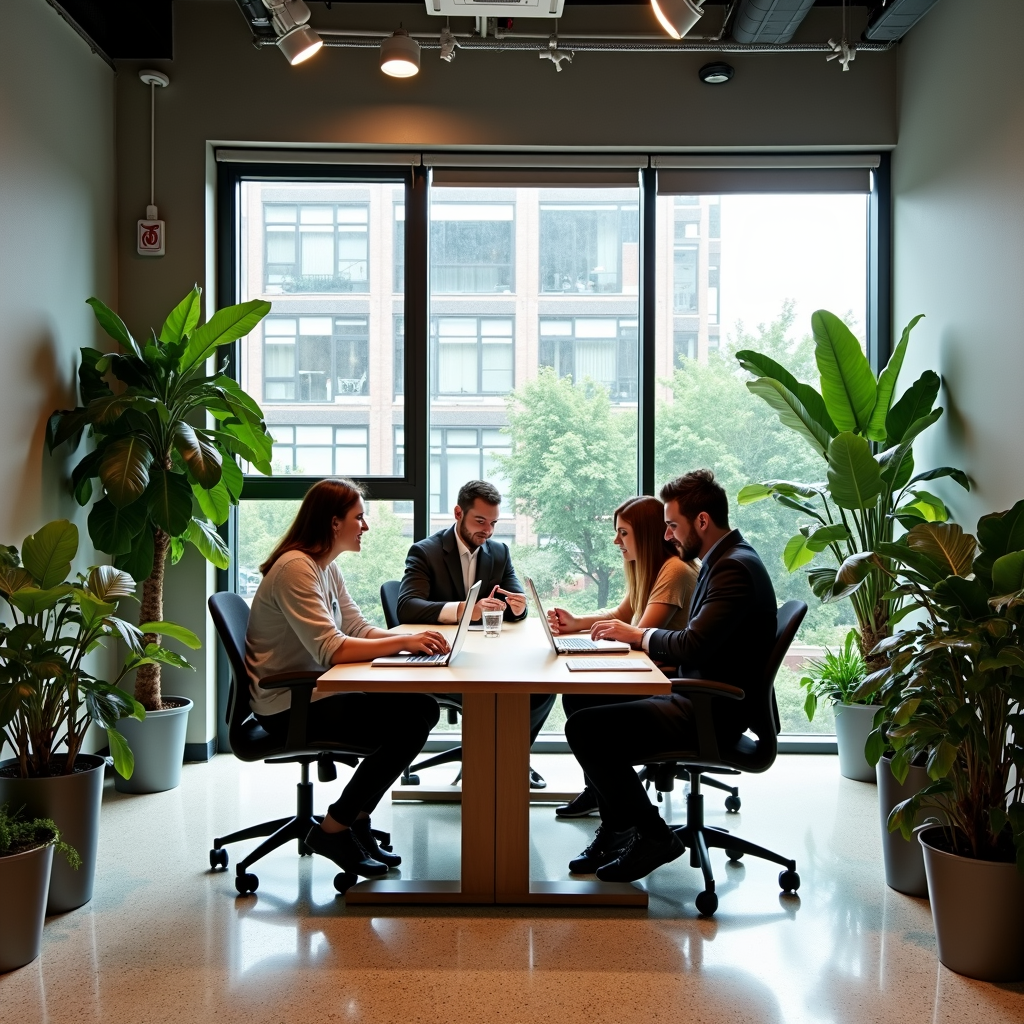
[381,29,421,78]
[264,0,323,65]
[439,25,457,63]
[699,61,734,84]
[650,0,706,40]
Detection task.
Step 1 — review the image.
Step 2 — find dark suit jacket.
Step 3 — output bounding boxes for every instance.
[397,526,528,625]
[648,530,777,744]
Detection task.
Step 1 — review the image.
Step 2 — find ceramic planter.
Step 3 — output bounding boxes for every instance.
[114,696,193,794]
[877,754,930,897]
[920,826,1024,981]
[0,753,105,914]
[833,703,880,782]
[0,842,53,972]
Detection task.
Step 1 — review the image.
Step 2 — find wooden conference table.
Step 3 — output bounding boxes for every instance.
[317,617,671,907]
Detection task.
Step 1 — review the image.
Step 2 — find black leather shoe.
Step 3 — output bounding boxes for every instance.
[352,818,401,869]
[555,787,599,818]
[596,828,685,882]
[304,825,388,878]
[529,767,547,790]
[568,825,635,874]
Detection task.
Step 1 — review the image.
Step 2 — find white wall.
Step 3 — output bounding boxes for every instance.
[893,0,1024,529]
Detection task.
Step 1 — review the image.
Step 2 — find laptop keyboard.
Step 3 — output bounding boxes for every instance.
[557,637,598,650]
[405,653,445,663]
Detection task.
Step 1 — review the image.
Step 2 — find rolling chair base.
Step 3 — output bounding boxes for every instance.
[671,768,799,917]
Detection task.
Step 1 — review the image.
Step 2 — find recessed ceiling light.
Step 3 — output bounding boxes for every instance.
[650,0,706,40]
[699,62,734,85]
[381,30,421,78]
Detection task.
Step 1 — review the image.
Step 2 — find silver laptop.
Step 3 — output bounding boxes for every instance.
[525,577,630,655]
[372,581,482,667]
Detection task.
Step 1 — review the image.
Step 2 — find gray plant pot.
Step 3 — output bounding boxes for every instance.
[833,703,880,782]
[877,754,930,897]
[0,753,105,914]
[920,826,1024,981]
[114,696,193,795]
[0,843,53,972]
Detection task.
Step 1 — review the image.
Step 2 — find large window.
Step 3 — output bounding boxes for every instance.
[264,202,369,293]
[540,199,639,293]
[263,316,369,402]
[539,317,638,403]
[430,202,514,294]
[269,425,369,476]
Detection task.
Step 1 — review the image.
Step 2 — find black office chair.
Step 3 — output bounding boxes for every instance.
[380,581,464,786]
[645,600,807,917]
[207,591,392,896]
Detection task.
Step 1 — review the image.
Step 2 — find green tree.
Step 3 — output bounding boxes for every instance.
[499,369,636,609]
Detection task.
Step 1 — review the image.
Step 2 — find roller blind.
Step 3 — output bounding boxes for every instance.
[654,155,880,195]
[426,153,646,188]
[214,149,420,165]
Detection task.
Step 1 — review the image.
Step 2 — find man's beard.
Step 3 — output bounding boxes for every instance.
[458,518,482,551]
[679,529,701,563]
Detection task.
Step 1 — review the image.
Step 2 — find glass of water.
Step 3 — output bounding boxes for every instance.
[482,609,503,638]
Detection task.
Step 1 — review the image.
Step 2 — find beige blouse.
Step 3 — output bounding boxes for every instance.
[244,550,375,716]
[630,557,700,631]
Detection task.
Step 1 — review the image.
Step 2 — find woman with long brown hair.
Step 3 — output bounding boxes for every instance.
[245,479,447,879]
[547,495,700,819]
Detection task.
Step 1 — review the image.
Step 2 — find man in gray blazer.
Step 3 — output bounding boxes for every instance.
[398,480,555,787]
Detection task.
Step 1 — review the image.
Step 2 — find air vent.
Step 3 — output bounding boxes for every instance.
[731,0,816,45]
[863,0,943,42]
[426,0,564,17]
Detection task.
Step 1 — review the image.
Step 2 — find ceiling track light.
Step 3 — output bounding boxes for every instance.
[651,0,706,40]
[699,61,734,84]
[381,29,421,78]
[264,0,323,65]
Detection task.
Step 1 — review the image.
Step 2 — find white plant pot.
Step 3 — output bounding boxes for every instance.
[833,704,881,782]
[114,697,193,794]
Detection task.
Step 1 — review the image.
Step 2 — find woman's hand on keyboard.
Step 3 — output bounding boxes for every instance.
[405,631,450,655]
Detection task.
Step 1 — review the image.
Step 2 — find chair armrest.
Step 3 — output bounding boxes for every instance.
[669,678,745,701]
[260,670,323,689]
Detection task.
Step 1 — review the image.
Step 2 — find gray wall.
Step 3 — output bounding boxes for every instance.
[0,0,116,754]
[893,0,1024,529]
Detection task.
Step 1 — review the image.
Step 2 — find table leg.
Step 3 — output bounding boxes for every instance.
[495,692,530,899]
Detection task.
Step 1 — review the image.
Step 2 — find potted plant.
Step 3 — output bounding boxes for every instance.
[0,803,78,972]
[799,629,878,781]
[46,287,272,792]
[736,310,969,669]
[864,515,1024,980]
[0,519,197,912]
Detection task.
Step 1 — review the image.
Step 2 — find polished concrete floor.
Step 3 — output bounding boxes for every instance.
[3,753,1022,1023]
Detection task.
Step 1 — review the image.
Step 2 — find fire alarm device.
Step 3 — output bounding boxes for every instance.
[138,204,165,256]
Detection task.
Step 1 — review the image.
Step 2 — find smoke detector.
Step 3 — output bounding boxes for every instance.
[424,0,565,19]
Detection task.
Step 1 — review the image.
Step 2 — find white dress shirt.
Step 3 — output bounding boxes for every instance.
[438,528,480,624]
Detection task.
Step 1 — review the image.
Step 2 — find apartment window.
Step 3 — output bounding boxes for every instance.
[432,317,514,396]
[263,316,369,403]
[708,255,720,326]
[429,427,511,515]
[539,317,638,403]
[709,203,721,239]
[673,331,697,365]
[269,425,369,476]
[430,203,514,293]
[539,201,639,294]
[673,247,699,314]
[264,203,369,293]
[393,199,405,293]
[393,315,405,397]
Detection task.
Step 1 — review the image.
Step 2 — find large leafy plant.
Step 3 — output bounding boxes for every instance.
[736,310,969,667]
[0,521,200,779]
[47,287,271,710]
[862,514,1024,869]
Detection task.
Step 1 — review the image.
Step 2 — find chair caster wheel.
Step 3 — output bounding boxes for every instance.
[779,869,800,893]
[695,890,718,916]
[402,774,420,786]
[210,847,229,871]
[334,872,358,894]
[725,795,741,813]
[726,849,744,862]
[235,872,259,895]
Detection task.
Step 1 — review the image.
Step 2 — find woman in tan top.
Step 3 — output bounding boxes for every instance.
[548,495,700,818]
[245,479,448,879]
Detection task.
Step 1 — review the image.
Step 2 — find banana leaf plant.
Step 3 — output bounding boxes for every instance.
[46,287,272,711]
[736,310,969,669]
[0,520,200,779]
[860,515,1024,869]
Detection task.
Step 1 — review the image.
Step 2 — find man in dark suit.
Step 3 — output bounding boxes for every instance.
[564,469,778,882]
[398,479,555,787]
